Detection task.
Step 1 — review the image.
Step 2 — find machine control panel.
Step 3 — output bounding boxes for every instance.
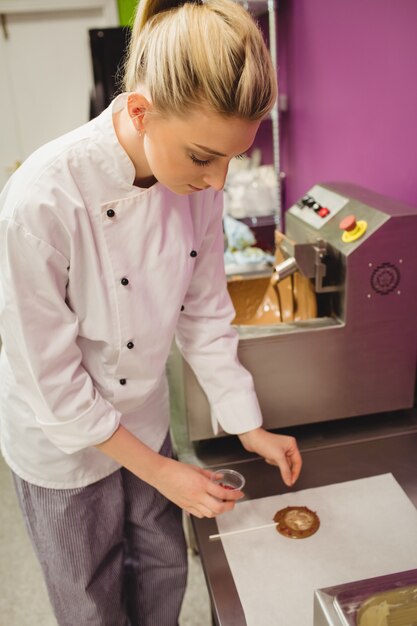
[289,184,349,229]
[287,183,390,253]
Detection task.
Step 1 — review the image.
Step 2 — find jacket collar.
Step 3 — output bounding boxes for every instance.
[92,93,140,193]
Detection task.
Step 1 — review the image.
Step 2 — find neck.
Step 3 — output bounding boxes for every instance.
[113,107,156,188]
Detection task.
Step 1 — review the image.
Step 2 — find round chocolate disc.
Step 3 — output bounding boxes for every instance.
[273,506,320,539]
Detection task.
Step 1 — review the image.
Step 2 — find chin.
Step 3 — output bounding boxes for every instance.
[168,184,199,196]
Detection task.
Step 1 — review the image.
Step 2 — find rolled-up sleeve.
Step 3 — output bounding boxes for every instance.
[175,194,263,435]
[0,219,121,454]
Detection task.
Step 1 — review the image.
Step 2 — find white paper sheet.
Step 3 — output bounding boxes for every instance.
[215,474,417,626]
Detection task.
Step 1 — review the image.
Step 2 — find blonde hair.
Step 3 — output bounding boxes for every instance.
[123,0,277,120]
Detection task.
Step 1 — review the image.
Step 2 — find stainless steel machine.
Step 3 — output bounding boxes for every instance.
[314,569,417,626]
[169,182,417,441]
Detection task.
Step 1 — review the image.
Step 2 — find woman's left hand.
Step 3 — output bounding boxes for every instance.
[238,428,302,487]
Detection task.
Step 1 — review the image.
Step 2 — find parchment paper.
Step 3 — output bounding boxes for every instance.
[215,474,417,626]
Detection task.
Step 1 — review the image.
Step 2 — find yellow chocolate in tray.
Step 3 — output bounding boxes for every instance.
[357,584,417,626]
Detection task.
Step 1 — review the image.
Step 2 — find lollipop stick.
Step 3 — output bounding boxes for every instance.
[209,522,277,541]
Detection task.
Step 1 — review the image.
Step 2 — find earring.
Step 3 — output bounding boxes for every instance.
[131,113,143,135]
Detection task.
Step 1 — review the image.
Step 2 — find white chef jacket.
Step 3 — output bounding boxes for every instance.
[0,93,262,488]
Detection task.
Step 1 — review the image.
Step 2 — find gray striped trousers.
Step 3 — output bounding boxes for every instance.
[12,435,188,626]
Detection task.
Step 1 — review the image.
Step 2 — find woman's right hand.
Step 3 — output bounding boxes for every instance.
[95,425,242,518]
[154,457,244,518]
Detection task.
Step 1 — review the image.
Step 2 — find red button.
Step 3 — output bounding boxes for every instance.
[317,207,330,218]
[339,215,357,232]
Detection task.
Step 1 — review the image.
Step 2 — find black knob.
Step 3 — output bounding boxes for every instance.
[121,277,129,286]
[106,209,115,218]
[127,342,134,349]
[190,250,197,258]
[180,305,185,311]
[119,378,127,385]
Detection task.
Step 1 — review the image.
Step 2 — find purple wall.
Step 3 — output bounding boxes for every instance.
[277,0,417,212]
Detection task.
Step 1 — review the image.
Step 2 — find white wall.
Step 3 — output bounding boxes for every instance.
[0,0,119,190]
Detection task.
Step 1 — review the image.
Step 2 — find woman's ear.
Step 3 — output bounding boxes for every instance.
[127,92,152,133]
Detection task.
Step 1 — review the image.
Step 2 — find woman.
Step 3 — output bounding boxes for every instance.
[0,0,302,624]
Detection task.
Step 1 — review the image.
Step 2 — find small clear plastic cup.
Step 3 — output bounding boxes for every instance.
[211,468,245,491]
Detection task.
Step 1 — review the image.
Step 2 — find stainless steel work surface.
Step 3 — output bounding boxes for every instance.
[175,410,417,626]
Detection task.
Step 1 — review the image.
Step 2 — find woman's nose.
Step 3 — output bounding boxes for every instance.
[203,163,229,191]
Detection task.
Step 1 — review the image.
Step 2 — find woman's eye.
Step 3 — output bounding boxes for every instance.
[190,154,211,167]
[235,153,247,160]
